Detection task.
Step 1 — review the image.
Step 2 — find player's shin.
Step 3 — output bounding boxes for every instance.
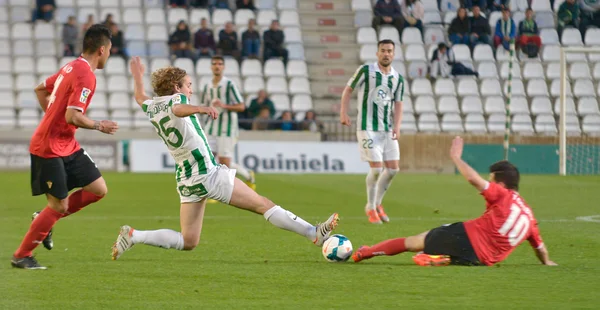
[14,207,62,258]
[61,189,103,218]
[263,205,316,241]
[131,229,185,250]
[375,168,399,206]
[364,238,407,258]
[366,167,382,210]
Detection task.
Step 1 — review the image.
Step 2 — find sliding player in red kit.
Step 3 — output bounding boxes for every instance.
[352,136,558,267]
[11,24,119,269]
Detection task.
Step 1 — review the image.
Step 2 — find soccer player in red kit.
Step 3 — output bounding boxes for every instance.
[11,24,119,269]
[352,136,557,267]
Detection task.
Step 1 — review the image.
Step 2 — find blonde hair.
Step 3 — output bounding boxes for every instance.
[151,67,187,96]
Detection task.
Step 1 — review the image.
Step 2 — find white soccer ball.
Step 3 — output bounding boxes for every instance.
[322,234,353,262]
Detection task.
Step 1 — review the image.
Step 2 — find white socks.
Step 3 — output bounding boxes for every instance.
[263,205,316,241]
[230,162,252,182]
[375,168,399,206]
[131,229,185,250]
[366,167,382,210]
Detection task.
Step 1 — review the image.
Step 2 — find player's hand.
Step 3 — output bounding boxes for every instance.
[392,127,400,140]
[97,120,119,135]
[450,136,464,159]
[340,113,351,127]
[199,106,219,119]
[211,99,225,108]
[129,56,145,78]
[545,261,558,266]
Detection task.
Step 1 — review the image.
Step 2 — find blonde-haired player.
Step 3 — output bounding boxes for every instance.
[339,39,404,224]
[111,57,339,259]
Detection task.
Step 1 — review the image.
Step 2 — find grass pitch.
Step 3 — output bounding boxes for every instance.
[1,172,600,309]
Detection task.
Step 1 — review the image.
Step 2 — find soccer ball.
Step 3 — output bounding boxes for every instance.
[322,234,353,262]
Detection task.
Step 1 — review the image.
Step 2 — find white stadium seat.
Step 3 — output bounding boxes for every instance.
[512,114,535,134]
[212,9,233,25]
[487,113,506,132]
[562,28,584,46]
[105,57,127,75]
[438,96,460,114]
[405,45,426,62]
[412,79,433,96]
[480,79,502,97]
[145,8,166,25]
[458,79,479,96]
[379,27,400,44]
[291,94,313,111]
[441,113,464,132]
[570,62,592,80]
[510,96,530,115]
[477,62,499,79]
[531,96,553,116]
[504,79,526,97]
[36,57,57,75]
[244,77,265,94]
[582,115,600,134]
[523,62,545,80]
[535,114,557,135]
[500,61,521,79]
[168,8,189,25]
[264,59,285,77]
[573,79,596,98]
[418,113,441,132]
[484,96,506,115]
[266,77,288,94]
[554,97,577,115]
[271,94,290,111]
[16,90,38,108]
[357,27,377,45]
[14,57,35,74]
[578,97,600,115]
[415,96,437,114]
[289,77,311,95]
[473,44,494,62]
[360,44,377,63]
[123,8,144,24]
[461,96,484,114]
[241,59,263,77]
[401,28,423,44]
[434,79,456,96]
[527,79,550,97]
[286,60,308,78]
[279,10,300,27]
[108,75,130,92]
[464,113,487,133]
[257,10,277,27]
[283,27,302,43]
[452,44,471,62]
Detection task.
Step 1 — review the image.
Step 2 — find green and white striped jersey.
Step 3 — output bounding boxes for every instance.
[346,62,405,132]
[198,76,243,138]
[142,93,218,182]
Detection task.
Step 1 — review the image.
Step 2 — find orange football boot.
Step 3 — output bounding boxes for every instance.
[412,252,451,266]
[366,209,382,224]
[376,205,389,223]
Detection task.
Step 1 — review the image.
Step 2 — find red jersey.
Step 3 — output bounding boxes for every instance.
[30,57,96,158]
[464,182,544,266]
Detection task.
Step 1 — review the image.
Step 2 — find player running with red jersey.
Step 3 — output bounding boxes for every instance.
[11,25,119,269]
[352,136,557,267]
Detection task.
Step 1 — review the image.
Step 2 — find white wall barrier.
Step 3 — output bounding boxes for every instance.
[129,140,369,174]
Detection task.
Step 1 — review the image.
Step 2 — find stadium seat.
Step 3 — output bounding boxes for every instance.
[408,61,428,78]
[464,113,486,133]
[126,24,146,41]
[223,58,240,76]
[190,9,210,24]
[279,10,300,27]
[504,79,526,96]
[270,94,290,111]
[234,9,255,26]
[582,114,600,134]
[90,92,109,111]
[452,44,471,62]
[264,59,285,77]
[112,109,133,128]
[87,108,110,120]
[0,108,16,128]
[484,96,505,114]
[123,8,144,24]
[573,79,596,98]
[585,28,600,46]
[146,8,166,25]
[565,114,582,134]
[500,61,521,79]
[257,10,277,27]
[212,9,233,25]
[577,97,600,115]
[13,40,33,57]
[286,60,308,78]
[287,44,305,60]
[511,114,534,134]
[562,28,584,46]
[412,79,433,96]
[36,57,57,75]
[100,7,123,24]
[16,91,37,108]
[106,57,127,75]
[569,62,592,80]
[523,62,545,80]
[402,97,414,113]
[512,11,525,27]
[495,47,511,62]
[18,109,40,128]
[0,24,8,40]
[77,7,98,24]
[168,8,188,26]
[554,97,577,115]
[527,79,550,97]
[10,7,30,23]
[193,58,211,76]
[108,92,131,110]
[423,27,445,45]
[543,46,562,65]
[401,113,418,132]
[0,7,8,23]
[291,94,313,111]
[510,96,530,115]
[405,45,426,62]
[534,114,557,134]
[535,11,556,29]
[418,113,441,132]
[472,44,494,62]
[488,11,502,29]
[241,59,263,77]
[283,27,302,43]
[540,28,559,45]
[13,57,35,74]
[95,74,107,92]
[357,27,377,45]
[481,79,502,97]
[34,23,54,40]
[457,78,479,96]
[289,77,310,95]
[108,75,130,92]
[0,41,8,56]
[546,63,560,79]
[379,26,400,44]
[477,62,498,79]
[415,96,437,114]
[148,42,169,58]
[134,110,153,129]
[531,0,552,11]
[392,62,407,76]
[128,41,148,57]
[174,58,195,75]
[438,96,459,114]
[441,113,464,132]
[550,79,572,97]
[351,0,372,10]
[423,11,442,25]
[487,113,506,132]
[11,23,31,40]
[146,25,168,41]
[402,27,423,44]
[461,96,484,114]
[244,77,265,94]
[77,0,96,6]
[434,79,456,96]
[36,40,57,57]
[566,51,587,63]
[0,91,14,107]
[360,44,377,63]
[277,0,297,9]
[530,96,553,116]
[122,0,142,8]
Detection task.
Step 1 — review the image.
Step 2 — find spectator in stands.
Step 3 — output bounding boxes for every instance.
[579,0,600,39]
[275,111,297,131]
[264,20,289,65]
[372,0,404,35]
[248,90,276,118]
[299,111,324,132]
[469,6,491,47]
[218,22,240,59]
[32,0,55,22]
[518,8,542,58]
[194,18,216,58]
[170,0,187,7]
[493,8,516,51]
[252,108,272,131]
[237,0,257,10]
[242,19,261,59]
[448,7,471,45]
[110,23,128,59]
[402,0,424,35]
[62,16,78,57]
[430,43,478,78]
[488,0,508,12]
[82,14,94,33]
[103,14,115,26]
[190,0,209,7]
[461,0,486,10]
[214,0,230,9]
[557,0,580,38]
[169,20,194,60]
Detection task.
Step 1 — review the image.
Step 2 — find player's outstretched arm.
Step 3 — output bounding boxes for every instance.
[212,99,245,112]
[172,104,218,119]
[34,83,51,112]
[533,244,558,266]
[339,86,353,127]
[65,108,118,134]
[130,56,151,107]
[450,136,487,191]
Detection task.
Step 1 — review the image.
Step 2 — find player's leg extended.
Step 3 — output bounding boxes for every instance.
[112,201,206,260]
[352,231,428,263]
[228,178,338,246]
[60,177,106,218]
[374,160,399,223]
[359,130,385,224]
[366,161,383,224]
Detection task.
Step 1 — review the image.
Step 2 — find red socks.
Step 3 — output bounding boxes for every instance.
[364,238,407,258]
[61,189,103,218]
[14,207,62,258]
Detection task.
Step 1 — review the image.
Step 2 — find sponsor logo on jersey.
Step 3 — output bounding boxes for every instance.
[373,85,392,106]
[178,184,208,197]
[80,88,91,104]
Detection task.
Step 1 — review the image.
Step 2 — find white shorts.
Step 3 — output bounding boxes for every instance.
[177,165,236,204]
[209,136,237,158]
[356,131,400,162]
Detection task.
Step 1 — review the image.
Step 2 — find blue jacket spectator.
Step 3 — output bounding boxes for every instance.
[494,9,516,51]
[32,0,55,22]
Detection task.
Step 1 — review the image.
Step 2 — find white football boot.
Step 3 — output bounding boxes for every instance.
[111,225,134,260]
[313,213,339,246]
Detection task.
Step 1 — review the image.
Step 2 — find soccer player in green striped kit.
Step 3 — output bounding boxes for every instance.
[339,39,404,224]
[111,57,339,259]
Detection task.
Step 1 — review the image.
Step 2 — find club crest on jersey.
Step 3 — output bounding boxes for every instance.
[172,95,182,104]
[80,88,91,104]
[372,85,392,106]
[46,181,52,189]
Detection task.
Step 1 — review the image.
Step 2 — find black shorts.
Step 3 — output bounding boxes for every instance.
[31,148,102,200]
[424,222,482,266]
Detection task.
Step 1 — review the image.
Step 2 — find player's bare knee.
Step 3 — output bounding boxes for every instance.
[405,235,425,252]
[49,199,69,213]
